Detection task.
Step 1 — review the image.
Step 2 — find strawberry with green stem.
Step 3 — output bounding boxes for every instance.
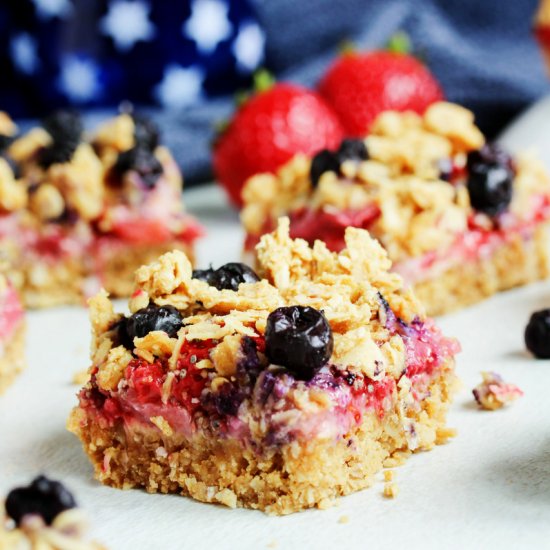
[319,33,444,136]
[213,71,344,207]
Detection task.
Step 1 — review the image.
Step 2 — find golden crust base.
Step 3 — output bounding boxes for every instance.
[7,241,195,309]
[68,365,456,515]
[0,321,26,395]
[414,225,550,316]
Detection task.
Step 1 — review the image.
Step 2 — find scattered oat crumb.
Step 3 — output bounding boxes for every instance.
[383,482,399,499]
[384,470,395,482]
[72,369,89,385]
[473,371,523,411]
[435,426,458,444]
[267,541,278,549]
[338,515,350,524]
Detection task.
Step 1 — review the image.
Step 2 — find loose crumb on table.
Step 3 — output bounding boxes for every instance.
[383,483,399,499]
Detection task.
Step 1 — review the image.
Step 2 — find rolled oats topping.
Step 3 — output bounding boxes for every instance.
[86,217,456,422]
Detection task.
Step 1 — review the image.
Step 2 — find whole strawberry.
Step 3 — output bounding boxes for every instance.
[213,80,343,207]
[319,46,444,136]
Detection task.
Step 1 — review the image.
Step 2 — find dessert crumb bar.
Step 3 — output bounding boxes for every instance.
[69,218,459,514]
[0,110,202,308]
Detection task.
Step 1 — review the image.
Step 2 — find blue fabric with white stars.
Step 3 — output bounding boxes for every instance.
[0,0,548,184]
[0,0,265,115]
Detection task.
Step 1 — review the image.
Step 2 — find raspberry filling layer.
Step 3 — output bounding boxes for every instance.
[79,309,458,447]
[0,283,24,345]
[246,193,550,286]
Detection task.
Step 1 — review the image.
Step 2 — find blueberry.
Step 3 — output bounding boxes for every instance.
[254,370,278,405]
[236,336,263,387]
[265,306,333,380]
[202,381,243,416]
[132,113,160,151]
[0,134,13,152]
[191,267,217,286]
[5,476,76,526]
[525,309,550,358]
[213,263,260,290]
[468,143,514,172]
[38,110,83,168]
[38,140,80,168]
[467,143,514,216]
[113,146,163,188]
[42,110,83,144]
[310,149,340,186]
[337,138,368,164]
[119,304,183,349]
[192,263,259,291]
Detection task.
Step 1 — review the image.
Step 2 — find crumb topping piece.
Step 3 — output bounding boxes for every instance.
[472,372,523,410]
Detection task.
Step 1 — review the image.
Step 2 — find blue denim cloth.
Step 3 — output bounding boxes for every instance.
[1,0,548,184]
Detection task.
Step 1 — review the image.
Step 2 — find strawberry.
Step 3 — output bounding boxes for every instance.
[213,80,344,207]
[318,47,444,136]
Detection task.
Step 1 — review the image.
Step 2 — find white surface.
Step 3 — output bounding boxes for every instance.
[499,95,550,170]
[3,111,550,549]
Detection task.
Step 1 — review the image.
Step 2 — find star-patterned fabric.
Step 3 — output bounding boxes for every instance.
[0,0,266,116]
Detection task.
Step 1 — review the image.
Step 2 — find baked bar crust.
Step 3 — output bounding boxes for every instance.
[69,219,459,514]
[413,224,550,316]
[7,240,195,309]
[68,365,455,515]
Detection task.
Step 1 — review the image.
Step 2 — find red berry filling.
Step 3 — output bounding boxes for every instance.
[0,282,24,343]
[79,309,456,444]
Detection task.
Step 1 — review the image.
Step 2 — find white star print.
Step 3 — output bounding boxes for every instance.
[183,0,232,54]
[10,33,39,75]
[58,56,101,103]
[32,0,72,20]
[232,21,265,72]
[154,64,204,109]
[100,0,156,53]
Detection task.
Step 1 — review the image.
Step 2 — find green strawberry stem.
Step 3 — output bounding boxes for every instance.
[338,40,357,55]
[218,69,277,136]
[386,31,411,55]
[253,69,276,92]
